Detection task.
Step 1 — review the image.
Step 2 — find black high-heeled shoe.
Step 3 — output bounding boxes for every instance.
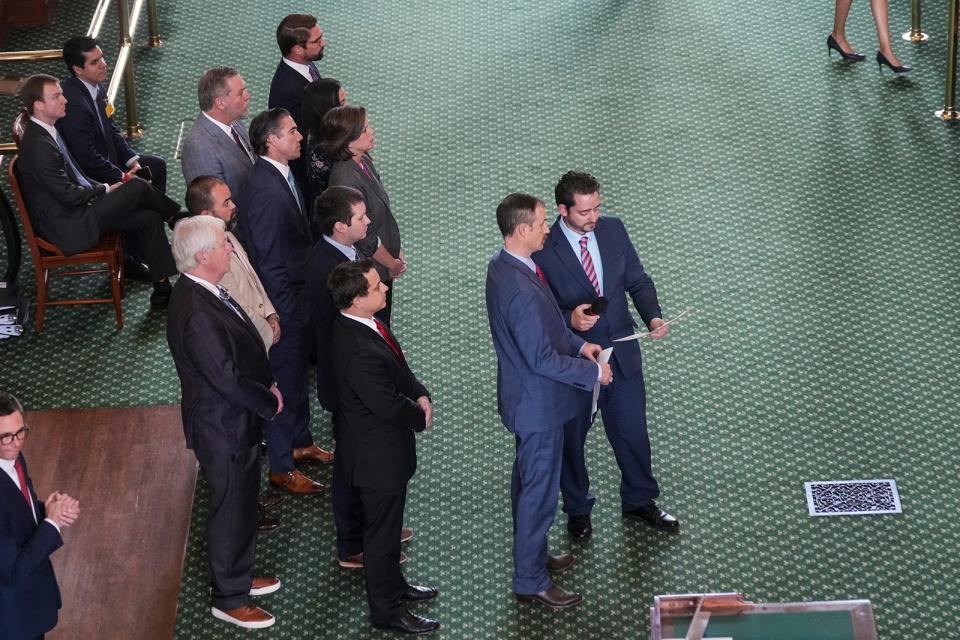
[876,50,911,74]
[827,34,865,61]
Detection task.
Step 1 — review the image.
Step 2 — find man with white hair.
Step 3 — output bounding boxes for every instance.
[165,216,284,630]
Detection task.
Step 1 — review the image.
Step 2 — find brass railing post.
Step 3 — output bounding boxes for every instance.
[903,0,930,42]
[115,0,142,137]
[146,0,163,47]
[937,0,960,120]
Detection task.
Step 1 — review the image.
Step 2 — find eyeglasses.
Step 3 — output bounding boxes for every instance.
[0,426,29,445]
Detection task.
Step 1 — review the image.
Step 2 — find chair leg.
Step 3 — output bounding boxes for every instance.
[34,265,47,332]
[110,260,124,329]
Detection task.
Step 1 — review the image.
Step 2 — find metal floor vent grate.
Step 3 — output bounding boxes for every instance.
[804,479,902,516]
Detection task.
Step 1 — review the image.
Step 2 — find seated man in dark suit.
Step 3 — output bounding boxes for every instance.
[16,74,180,308]
[328,260,438,635]
[268,13,325,186]
[0,391,80,640]
[58,36,167,192]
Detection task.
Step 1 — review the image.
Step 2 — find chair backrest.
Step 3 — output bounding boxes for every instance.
[11,107,28,150]
[7,156,64,257]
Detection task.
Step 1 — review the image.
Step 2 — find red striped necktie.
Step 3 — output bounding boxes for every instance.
[579,236,601,296]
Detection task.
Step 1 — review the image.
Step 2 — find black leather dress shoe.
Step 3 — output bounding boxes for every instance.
[623,503,679,532]
[547,553,575,573]
[567,514,592,539]
[257,514,280,533]
[257,493,286,510]
[516,584,582,609]
[123,257,153,282]
[372,611,440,635]
[401,584,439,602]
[150,280,173,309]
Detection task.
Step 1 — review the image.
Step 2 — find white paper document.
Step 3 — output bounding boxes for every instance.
[613,307,693,342]
[591,347,613,417]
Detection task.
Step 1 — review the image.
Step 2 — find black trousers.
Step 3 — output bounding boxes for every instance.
[332,457,364,559]
[266,315,313,472]
[87,178,178,279]
[195,443,260,611]
[358,484,408,624]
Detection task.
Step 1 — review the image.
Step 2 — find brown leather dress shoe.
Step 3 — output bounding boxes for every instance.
[292,444,335,465]
[547,553,575,573]
[269,470,326,494]
[401,526,414,543]
[211,604,275,629]
[249,576,282,596]
[338,551,408,569]
[257,493,286,510]
[516,584,583,609]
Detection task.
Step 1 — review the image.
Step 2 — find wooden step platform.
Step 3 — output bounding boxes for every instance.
[22,405,196,640]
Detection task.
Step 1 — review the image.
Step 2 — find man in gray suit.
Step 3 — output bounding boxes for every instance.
[181,67,256,199]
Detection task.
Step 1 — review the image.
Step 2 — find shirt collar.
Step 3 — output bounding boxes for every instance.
[260,155,290,179]
[558,217,597,247]
[30,116,60,141]
[202,111,237,138]
[323,235,357,260]
[282,57,315,83]
[0,457,15,475]
[183,272,222,298]
[79,77,100,103]
[341,311,378,333]
[503,247,537,274]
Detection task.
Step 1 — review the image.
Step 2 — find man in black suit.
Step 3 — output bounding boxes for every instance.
[328,260,438,635]
[268,13,325,186]
[305,186,375,565]
[166,216,283,630]
[58,36,167,192]
[16,74,179,307]
[236,108,331,495]
[0,391,80,640]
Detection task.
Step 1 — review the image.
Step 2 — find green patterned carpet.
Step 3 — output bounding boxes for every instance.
[2,0,959,638]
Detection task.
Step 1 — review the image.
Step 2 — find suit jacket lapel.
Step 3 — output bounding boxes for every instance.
[501,250,563,316]
[190,279,265,351]
[358,156,390,209]
[1,455,35,523]
[547,221,597,299]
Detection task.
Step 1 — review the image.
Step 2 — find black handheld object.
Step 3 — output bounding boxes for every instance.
[585,296,608,316]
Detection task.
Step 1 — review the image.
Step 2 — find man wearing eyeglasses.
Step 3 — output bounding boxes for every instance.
[0,391,80,640]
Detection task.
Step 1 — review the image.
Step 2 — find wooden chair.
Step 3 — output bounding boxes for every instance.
[7,156,124,331]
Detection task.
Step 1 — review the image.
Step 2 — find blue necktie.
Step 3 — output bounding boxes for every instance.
[308,64,321,82]
[286,171,302,214]
[55,134,92,188]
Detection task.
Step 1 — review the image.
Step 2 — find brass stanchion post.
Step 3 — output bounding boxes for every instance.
[146,0,163,47]
[116,0,143,137]
[937,0,960,120]
[903,0,930,42]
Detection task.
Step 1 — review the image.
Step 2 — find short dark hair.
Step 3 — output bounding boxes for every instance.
[328,259,375,309]
[19,74,59,115]
[277,14,317,56]
[63,35,99,75]
[185,175,226,215]
[0,391,24,419]
[197,66,239,111]
[555,171,601,208]
[314,185,364,236]
[496,193,542,237]
[302,77,343,142]
[248,107,291,157]
[320,104,366,161]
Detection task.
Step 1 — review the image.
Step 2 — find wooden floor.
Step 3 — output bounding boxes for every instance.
[22,405,196,640]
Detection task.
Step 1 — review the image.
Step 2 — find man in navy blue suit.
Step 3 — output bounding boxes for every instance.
[485,193,611,609]
[0,391,80,640]
[236,108,332,496]
[58,36,167,192]
[533,171,678,541]
[268,13,325,187]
